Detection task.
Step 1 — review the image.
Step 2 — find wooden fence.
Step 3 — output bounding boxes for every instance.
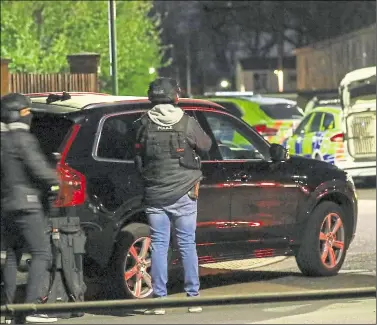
[8,72,99,94]
[295,23,376,90]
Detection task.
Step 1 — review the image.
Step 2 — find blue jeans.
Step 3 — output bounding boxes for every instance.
[146,194,200,297]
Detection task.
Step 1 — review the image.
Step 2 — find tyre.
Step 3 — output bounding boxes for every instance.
[295,201,349,277]
[110,222,154,299]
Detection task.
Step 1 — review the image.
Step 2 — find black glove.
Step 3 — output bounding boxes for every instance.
[46,185,60,217]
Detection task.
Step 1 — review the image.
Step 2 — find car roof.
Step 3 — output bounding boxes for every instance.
[309,105,342,114]
[315,99,341,106]
[240,96,297,105]
[27,92,224,115]
[208,95,297,105]
[340,66,376,87]
[30,93,146,110]
[205,96,249,104]
[203,91,256,97]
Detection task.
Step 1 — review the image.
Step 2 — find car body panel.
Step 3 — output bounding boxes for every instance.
[9,92,356,272]
[284,106,344,165]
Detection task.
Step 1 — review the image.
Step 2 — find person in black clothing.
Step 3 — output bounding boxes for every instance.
[1,93,60,323]
[134,78,212,315]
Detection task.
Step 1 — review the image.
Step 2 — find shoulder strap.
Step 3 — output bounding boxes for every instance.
[135,113,150,143]
[182,113,190,134]
[173,113,190,133]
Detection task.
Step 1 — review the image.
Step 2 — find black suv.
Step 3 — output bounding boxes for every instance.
[19,92,358,299]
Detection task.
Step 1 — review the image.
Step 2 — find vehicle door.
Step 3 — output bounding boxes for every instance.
[286,113,313,157]
[196,110,302,256]
[304,112,325,160]
[182,108,235,261]
[82,110,145,264]
[319,112,340,164]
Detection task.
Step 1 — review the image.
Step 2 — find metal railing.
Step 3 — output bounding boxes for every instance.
[1,287,375,317]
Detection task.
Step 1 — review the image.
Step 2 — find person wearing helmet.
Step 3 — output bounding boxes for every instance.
[1,93,60,324]
[134,78,212,315]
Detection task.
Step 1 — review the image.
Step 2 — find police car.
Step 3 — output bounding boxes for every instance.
[283,105,344,164]
[204,96,304,145]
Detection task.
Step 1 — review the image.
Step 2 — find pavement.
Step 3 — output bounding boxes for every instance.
[53,298,376,324]
[1,186,376,324]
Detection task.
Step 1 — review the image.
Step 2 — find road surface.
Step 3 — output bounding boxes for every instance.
[55,298,376,324]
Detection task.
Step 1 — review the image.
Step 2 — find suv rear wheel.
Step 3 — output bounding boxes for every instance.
[110,223,153,299]
[295,201,349,276]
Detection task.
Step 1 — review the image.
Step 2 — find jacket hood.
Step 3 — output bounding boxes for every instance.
[7,122,30,131]
[1,122,9,132]
[147,104,184,126]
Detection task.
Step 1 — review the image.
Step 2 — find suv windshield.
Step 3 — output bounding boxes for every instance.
[259,104,304,120]
[30,114,73,164]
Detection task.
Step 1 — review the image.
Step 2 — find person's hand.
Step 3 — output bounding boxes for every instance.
[47,185,60,201]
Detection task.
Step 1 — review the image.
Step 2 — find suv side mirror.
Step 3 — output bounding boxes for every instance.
[269,144,289,162]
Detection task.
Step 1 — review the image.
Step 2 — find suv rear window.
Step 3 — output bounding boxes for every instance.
[96,112,142,161]
[259,104,303,120]
[30,114,73,163]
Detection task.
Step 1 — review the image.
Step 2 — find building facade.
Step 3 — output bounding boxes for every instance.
[235,56,297,93]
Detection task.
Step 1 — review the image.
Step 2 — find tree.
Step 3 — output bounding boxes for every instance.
[283,1,377,47]
[0,0,166,95]
[152,1,376,93]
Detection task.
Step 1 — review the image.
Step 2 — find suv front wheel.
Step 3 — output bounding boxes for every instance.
[295,201,350,276]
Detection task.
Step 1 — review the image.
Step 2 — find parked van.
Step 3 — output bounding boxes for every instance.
[337,66,376,180]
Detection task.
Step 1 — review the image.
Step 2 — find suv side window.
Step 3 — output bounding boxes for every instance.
[294,114,312,135]
[196,110,268,160]
[95,112,142,161]
[322,113,335,130]
[309,113,324,133]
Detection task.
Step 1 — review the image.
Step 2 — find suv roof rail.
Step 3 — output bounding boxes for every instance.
[46,91,71,104]
[26,91,111,98]
[317,98,341,105]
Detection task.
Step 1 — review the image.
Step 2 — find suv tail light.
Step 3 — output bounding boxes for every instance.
[55,164,86,207]
[330,133,344,142]
[54,124,86,207]
[253,124,278,136]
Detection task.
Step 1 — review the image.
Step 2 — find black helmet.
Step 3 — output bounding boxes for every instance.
[147,77,181,104]
[1,93,32,123]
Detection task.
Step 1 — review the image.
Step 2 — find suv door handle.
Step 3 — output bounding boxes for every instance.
[233,172,249,182]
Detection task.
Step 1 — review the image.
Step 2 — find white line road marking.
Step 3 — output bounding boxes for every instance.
[338,269,370,274]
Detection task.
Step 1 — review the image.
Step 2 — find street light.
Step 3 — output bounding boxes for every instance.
[274,69,284,92]
[108,0,118,95]
[220,79,230,89]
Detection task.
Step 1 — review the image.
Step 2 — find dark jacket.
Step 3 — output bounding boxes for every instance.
[1,122,59,212]
[134,104,212,207]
